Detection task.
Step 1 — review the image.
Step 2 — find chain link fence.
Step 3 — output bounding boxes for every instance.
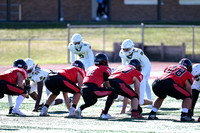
[0,24,200,65]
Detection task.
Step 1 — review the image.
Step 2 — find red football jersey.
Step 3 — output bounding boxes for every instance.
[0,67,28,84]
[83,65,112,87]
[109,65,143,85]
[58,66,86,83]
[159,65,194,87]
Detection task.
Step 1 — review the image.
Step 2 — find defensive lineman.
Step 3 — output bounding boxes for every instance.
[190,64,200,121]
[25,58,64,112]
[68,33,94,70]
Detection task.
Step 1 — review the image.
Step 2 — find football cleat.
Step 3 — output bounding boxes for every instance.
[68,107,76,117]
[131,110,144,118]
[75,107,82,118]
[8,106,14,114]
[101,113,113,119]
[148,111,158,120]
[12,108,26,116]
[180,112,194,122]
[40,106,49,116]
[38,103,44,110]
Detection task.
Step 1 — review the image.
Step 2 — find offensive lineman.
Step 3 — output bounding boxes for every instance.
[148,58,194,121]
[0,59,28,116]
[75,53,115,119]
[119,39,152,113]
[68,33,94,70]
[40,60,86,117]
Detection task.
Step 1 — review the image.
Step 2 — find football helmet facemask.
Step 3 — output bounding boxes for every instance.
[94,53,108,66]
[121,39,135,56]
[24,58,35,73]
[129,59,142,72]
[179,58,192,72]
[13,59,27,70]
[71,33,83,51]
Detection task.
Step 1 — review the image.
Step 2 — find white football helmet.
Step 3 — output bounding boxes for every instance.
[24,58,35,74]
[71,33,83,51]
[121,39,135,56]
[192,64,200,81]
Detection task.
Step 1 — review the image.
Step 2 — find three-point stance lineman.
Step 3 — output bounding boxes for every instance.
[40,60,86,117]
[148,58,194,122]
[109,59,144,118]
[0,59,28,116]
[75,53,115,119]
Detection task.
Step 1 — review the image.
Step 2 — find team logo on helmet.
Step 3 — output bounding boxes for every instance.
[128,59,142,72]
[94,53,108,66]
[72,60,85,70]
[13,59,27,69]
[179,58,192,72]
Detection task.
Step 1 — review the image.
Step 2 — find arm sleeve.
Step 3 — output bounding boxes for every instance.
[119,50,127,66]
[70,51,76,63]
[88,49,94,67]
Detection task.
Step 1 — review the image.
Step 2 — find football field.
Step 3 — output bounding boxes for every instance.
[0,62,200,133]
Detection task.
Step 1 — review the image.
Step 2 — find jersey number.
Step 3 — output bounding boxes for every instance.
[175,69,186,77]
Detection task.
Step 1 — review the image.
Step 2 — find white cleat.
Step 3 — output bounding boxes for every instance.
[101,113,113,119]
[75,107,82,118]
[12,108,26,116]
[40,106,49,116]
[68,107,76,117]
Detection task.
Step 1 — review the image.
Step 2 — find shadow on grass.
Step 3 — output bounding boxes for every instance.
[49,111,68,114]
[0,128,18,131]
[159,107,179,111]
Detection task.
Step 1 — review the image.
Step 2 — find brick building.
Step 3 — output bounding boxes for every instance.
[1,0,200,22]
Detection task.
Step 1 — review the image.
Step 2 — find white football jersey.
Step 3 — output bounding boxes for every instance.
[192,80,200,91]
[68,41,92,59]
[27,67,50,83]
[68,41,94,70]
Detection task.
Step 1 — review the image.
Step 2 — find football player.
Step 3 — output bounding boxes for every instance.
[118,39,152,113]
[189,64,200,122]
[40,60,86,117]
[75,53,115,119]
[109,59,144,118]
[148,58,194,121]
[68,33,94,70]
[0,59,29,116]
[24,58,64,112]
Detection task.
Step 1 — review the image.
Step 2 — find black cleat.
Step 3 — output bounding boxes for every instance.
[181,112,194,122]
[8,106,14,114]
[148,111,159,120]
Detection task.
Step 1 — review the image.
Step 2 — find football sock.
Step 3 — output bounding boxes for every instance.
[182,108,188,113]
[152,107,158,112]
[14,95,24,109]
[8,95,13,107]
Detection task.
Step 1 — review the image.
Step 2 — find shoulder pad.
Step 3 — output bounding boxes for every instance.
[134,48,143,55]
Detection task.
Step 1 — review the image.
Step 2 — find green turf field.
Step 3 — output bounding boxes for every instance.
[0,88,200,133]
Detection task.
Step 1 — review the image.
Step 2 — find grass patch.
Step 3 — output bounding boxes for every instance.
[0,22,200,65]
